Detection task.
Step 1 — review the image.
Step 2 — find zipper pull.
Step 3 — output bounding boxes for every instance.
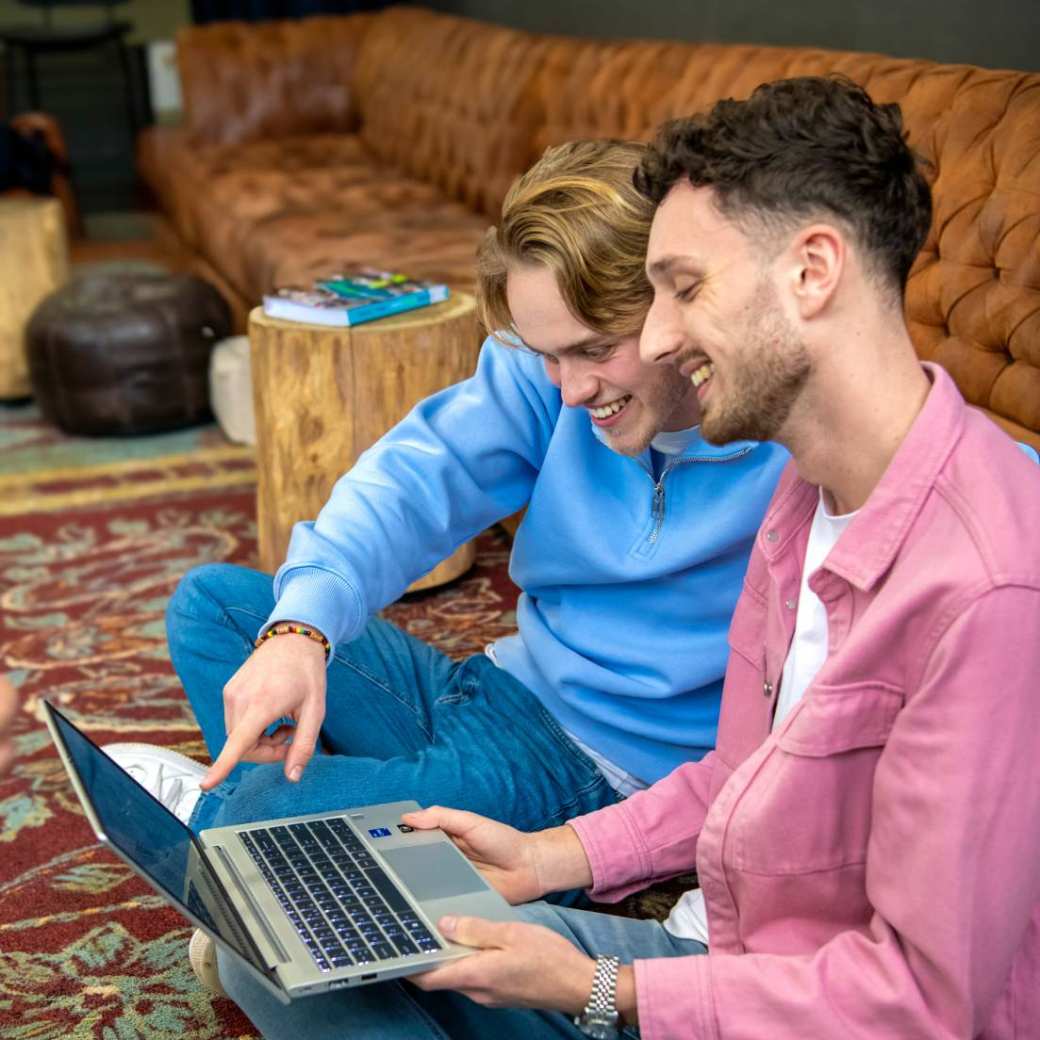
[649,482,665,542]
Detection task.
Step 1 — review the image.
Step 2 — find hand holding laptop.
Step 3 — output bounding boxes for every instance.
[201,632,328,791]
[402,805,622,1017]
[401,806,594,905]
[411,910,604,1015]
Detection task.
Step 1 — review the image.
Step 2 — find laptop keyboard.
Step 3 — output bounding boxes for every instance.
[239,818,442,973]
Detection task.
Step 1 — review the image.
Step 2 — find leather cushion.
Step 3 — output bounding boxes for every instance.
[176,15,373,146]
[27,269,231,435]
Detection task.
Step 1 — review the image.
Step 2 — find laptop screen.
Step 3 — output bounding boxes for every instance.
[45,702,267,974]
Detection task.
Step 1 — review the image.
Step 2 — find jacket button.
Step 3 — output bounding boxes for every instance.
[785,598,796,610]
[763,680,774,698]
[765,530,779,543]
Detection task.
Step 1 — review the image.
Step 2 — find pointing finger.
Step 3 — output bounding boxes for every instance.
[201,716,266,790]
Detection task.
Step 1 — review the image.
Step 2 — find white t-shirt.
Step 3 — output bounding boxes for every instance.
[664,491,857,945]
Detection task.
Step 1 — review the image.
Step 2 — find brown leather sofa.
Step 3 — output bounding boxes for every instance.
[137,5,1040,450]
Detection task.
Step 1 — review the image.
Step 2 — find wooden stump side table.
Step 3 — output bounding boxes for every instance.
[0,197,68,398]
[249,292,480,592]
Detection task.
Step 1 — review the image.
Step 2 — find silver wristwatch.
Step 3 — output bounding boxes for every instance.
[574,954,621,1039]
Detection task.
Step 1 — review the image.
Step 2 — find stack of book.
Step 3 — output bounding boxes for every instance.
[262,269,450,327]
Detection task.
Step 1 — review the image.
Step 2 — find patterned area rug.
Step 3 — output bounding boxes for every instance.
[0,404,525,1039]
[0,401,256,517]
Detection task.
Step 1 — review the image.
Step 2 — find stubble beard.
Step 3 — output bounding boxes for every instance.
[701,284,811,446]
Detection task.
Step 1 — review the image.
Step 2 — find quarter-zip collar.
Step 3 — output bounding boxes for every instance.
[589,418,762,463]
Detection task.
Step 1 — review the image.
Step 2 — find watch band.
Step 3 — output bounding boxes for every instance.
[574,954,621,1039]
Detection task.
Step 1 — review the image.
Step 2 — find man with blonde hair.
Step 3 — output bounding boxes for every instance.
[105,140,786,926]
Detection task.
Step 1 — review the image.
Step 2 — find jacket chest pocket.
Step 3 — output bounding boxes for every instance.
[714,588,773,761]
[726,682,904,875]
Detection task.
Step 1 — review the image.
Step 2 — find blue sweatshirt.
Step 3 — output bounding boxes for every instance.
[269,337,789,784]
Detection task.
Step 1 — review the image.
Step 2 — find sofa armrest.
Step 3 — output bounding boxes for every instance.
[176,14,373,146]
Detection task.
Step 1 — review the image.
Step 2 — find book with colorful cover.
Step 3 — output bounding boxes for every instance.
[262,268,450,327]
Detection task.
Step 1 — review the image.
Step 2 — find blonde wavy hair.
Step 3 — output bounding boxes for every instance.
[476,139,655,340]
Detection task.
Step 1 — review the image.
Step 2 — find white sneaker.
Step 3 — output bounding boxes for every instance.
[102,742,206,825]
[189,928,227,997]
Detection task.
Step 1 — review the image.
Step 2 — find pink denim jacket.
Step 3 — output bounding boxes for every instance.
[570,365,1040,1039]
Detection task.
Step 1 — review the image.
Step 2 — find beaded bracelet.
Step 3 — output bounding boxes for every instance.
[254,621,331,660]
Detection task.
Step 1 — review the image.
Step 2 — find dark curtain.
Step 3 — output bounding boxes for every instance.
[191,0,390,23]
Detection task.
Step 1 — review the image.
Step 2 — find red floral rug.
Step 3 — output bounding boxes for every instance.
[0,448,520,1039]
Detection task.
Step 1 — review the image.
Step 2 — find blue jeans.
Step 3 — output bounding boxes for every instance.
[167,564,619,837]
[217,900,707,1039]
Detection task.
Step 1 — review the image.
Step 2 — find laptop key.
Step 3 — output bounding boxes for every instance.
[370,941,397,961]
[392,935,419,956]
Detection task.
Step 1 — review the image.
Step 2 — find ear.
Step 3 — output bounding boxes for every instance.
[784,224,845,320]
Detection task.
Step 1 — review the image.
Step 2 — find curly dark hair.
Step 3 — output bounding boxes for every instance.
[635,76,933,297]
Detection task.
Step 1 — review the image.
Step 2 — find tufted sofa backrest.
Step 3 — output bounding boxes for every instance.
[176,15,373,146]
[529,37,1040,445]
[352,7,546,218]
[168,13,1040,445]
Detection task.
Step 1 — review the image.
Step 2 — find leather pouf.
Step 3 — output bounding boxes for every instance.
[26,267,231,435]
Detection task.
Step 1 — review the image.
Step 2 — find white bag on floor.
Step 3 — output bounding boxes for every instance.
[209,335,255,445]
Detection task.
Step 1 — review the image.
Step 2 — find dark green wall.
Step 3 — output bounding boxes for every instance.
[427,0,1039,72]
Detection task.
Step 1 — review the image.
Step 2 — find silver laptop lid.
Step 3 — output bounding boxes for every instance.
[43,701,270,978]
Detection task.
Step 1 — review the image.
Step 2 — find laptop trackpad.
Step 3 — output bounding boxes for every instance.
[381,844,487,902]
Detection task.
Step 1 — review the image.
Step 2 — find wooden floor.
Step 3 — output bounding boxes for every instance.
[69,212,180,270]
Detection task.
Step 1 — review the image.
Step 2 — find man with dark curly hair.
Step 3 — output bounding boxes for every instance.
[208,78,1040,1039]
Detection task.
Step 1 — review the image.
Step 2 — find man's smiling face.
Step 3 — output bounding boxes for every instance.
[506,264,701,457]
[639,181,811,446]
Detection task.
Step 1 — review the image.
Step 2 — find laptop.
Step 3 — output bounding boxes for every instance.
[43,700,516,1003]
